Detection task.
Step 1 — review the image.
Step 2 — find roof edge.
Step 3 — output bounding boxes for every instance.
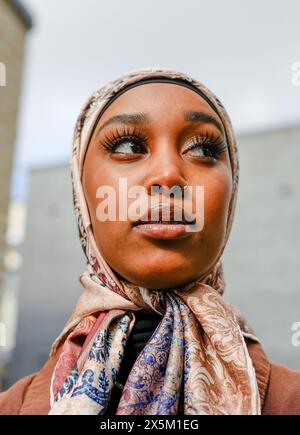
[8,0,33,29]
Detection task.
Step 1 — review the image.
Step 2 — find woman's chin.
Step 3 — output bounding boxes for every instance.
[124,269,200,290]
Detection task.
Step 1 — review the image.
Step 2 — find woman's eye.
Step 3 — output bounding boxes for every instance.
[110,139,146,155]
[100,127,149,156]
[187,145,211,157]
[183,139,226,160]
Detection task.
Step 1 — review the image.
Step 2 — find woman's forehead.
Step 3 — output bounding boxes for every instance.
[95,82,223,132]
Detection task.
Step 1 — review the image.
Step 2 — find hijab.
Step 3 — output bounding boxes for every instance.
[48,67,261,415]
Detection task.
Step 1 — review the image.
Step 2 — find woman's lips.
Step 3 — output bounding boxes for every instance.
[131,203,196,240]
[132,222,191,239]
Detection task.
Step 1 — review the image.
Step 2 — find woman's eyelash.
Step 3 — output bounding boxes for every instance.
[100,126,148,153]
[184,133,227,159]
[100,127,227,159]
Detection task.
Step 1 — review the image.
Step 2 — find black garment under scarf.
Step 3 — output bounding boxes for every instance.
[105,309,184,415]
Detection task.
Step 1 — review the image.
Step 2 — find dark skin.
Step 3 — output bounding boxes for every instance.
[82,83,232,289]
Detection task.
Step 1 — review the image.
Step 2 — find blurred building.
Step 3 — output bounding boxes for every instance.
[3,124,300,388]
[4,164,84,388]
[223,123,300,371]
[0,0,32,386]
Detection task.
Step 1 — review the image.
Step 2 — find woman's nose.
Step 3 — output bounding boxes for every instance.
[144,145,188,196]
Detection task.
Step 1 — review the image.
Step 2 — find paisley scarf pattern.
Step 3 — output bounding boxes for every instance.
[48,67,261,415]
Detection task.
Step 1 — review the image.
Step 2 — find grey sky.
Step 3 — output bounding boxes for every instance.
[12,0,300,198]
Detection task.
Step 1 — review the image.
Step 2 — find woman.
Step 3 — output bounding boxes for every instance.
[1,67,300,415]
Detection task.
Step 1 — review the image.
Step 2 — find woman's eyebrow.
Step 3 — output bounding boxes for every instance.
[96,112,149,136]
[96,110,224,137]
[184,110,224,134]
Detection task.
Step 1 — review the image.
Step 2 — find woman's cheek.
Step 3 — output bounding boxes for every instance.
[202,173,232,240]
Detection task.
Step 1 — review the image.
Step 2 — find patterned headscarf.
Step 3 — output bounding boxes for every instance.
[48,67,261,415]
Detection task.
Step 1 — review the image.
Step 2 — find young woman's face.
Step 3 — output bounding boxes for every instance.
[82,83,232,289]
